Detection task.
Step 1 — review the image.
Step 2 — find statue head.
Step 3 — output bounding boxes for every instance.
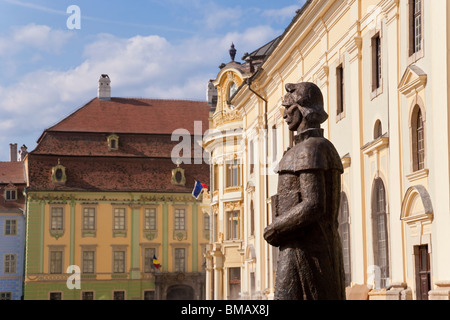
[282,82,328,132]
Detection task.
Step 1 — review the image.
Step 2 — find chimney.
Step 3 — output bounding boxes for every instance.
[19,145,28,161]
[9,143,17,162]
[98,74,111,100]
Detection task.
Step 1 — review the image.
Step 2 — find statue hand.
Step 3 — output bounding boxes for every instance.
[264,224,280,247]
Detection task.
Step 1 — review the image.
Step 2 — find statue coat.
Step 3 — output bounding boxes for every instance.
[267,128,346,300]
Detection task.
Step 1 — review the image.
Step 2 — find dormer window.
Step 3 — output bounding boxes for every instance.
[4,185,17,201]
[107,134,119,151]
[171,167,186,186]
[51,160,67,185]
[228,82,237,99]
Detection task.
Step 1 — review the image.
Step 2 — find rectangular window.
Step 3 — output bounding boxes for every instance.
[144,248,156,273]
[213,164,219,191]
[0,292,12,300]
[114,208,126,230]
[83,208,96,230]
[336,64,345,117]
[113,251,125,273]
[249,140,254,174]
[82,251,95,274]
[113,291,125,300]
[49,292,62,300]
[272,126,278,163]
[410,0,423,56]
[227,211,240,240]
[4,254,16,274]
[203,214,210,231]
[5,219,17,235]
[372,34,382,91]
[289,130,295,148]
[82,291,94,300]
[414,0,422,53]
[174,209,186,230]
[175,248,186,273]
[226,160,241,188]
[228,267,241,300]
[50,251,63,274]
[5,190,17,201]
[144,208,157,230]
[51,207,64,231]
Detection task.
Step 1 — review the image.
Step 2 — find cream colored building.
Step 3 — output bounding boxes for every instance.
[204,0,450,300]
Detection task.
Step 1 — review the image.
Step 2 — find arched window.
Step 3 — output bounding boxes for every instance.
[416,109,425,170]
[411,105,425,172]
[374,120,382,140]
[228,82,238,99]
[338,192,351,287]
[372,178,389,288]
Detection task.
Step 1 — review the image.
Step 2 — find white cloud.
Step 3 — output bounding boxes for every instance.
[0,23,73,58]
[0,23,279,160]
[11,24,73,53]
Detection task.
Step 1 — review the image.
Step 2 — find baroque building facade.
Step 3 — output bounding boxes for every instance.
[204,0,450,300]
[24,75,211,300]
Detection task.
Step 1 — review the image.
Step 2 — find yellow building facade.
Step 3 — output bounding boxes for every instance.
[205,0,450,300]
[24,76,211,300]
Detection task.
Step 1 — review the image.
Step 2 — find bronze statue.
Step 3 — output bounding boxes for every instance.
[264,82,346,300]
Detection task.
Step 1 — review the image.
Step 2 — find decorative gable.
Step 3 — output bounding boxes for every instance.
[398,65,427,97]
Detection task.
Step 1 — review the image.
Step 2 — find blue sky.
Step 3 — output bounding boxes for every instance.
[0,0,306,160]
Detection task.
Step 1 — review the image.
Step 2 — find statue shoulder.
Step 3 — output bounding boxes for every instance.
[276,137,343,173]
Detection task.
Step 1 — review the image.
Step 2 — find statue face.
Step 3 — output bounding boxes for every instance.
[283,104,302,132]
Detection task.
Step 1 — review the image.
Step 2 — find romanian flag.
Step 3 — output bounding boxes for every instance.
[192,180,209,199]
[153,255,161,269]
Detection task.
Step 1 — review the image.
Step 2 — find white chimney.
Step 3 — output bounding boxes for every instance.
[98,74,111,100]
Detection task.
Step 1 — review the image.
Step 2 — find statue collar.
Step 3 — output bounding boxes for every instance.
[294,128,324,144]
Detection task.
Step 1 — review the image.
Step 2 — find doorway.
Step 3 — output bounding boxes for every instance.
[166,285,194,300]
[414,245,431,300]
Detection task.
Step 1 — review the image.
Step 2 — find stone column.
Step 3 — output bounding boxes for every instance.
[213,243,224,300]
[205,244,214,300]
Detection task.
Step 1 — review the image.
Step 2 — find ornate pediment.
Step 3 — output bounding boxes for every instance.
[398,65,427,97]
[212,109,243,127]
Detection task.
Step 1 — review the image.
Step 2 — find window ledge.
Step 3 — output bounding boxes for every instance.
[50,230,64,239]
[113,230,127,238]
[371,87,383,100]
[406,168,429,183]
[82,230,96,237]
[225,186,243,193]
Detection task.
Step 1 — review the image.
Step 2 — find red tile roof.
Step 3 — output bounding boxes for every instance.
[32,131,203,159]
[27,155,209,193]
[45,98,210,136]
[0,162,25,184]
[28,97,211,193]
